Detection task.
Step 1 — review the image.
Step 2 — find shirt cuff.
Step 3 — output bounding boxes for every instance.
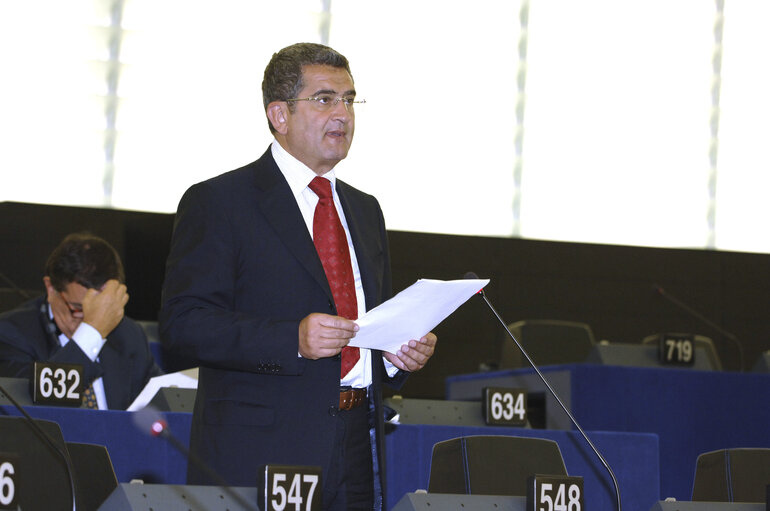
[72,322,107,362]
[384,357,400,377]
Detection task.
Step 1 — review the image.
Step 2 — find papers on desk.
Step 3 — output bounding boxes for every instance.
[349,278,489,354]
[127,368,198,411]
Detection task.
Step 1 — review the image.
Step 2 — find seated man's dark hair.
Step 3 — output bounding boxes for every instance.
[45,232,125,291]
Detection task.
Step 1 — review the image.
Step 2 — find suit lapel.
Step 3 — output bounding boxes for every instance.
[99,339,127,409]
[250,151,332,301]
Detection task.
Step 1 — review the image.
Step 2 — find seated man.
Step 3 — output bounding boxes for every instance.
[0,232,162,409]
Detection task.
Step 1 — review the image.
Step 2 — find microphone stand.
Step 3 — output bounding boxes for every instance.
[654,284,745,371]
[0,271,34,300]
[133,407,258,511]
[474,285,622,511]
[162,430,257,511]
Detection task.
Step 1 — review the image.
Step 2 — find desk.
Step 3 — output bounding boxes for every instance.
[446,364,770,502]
[0,405,190,484]
[1,404,658,510]
[385,423,659,511]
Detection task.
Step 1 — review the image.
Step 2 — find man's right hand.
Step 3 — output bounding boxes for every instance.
[298,313,359,360]
[82,279,128,339]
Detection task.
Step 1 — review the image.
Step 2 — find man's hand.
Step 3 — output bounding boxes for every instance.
[82,279,128,339]
[383,332,437,372]
[48,287,81,339]
[299,313,359,360]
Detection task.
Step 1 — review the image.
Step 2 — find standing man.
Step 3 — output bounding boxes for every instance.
[0,232,162,410]
[160,42,436,510]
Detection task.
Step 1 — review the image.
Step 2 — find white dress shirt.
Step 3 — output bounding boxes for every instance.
[271,140,398,388]
[49,306,109,409]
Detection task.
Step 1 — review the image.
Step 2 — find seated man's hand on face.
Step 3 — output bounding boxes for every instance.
[46,280,82,339]
[81,280,128,338]
[384,332,437,372]
[47,277,128,340]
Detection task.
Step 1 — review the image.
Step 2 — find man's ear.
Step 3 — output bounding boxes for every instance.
[266,102,289,135]
[43,276,55,300]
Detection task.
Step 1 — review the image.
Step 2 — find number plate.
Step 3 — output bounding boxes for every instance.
[527,474,584,511]
[483,387,527,426]
[657,333,696,366]
[0,454,19,510]
[259,464,322,511]
[33,362,84,407]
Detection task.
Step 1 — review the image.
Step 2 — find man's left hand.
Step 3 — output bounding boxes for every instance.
[383,332,437,372]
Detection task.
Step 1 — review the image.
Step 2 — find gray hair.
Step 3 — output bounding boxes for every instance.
[262,42,352,133]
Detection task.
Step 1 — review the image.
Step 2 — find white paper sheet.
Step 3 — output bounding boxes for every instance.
[349,278,489,354]
[126,367,199,411]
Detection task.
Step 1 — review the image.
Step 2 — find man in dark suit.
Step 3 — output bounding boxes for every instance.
[160,42,436,510]
[0,232,162,410]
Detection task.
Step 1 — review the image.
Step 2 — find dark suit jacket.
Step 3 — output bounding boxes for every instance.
[160,147,406,501]
[0,296,162,410]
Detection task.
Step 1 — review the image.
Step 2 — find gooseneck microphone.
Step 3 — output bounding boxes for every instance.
[653,283,745,371]
[132,406,258,511]
[0,382,78,511]
[464,272,622,511]
[0,271,33,300]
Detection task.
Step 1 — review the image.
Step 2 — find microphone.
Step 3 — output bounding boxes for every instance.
[0,271,34,300]
[0,382,78,511]
[464,272,622,511]
[132,405,172,439]
[132,406,258,511]
[653,283,744,371]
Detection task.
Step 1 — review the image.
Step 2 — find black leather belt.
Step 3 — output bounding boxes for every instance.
[339,388,367,411]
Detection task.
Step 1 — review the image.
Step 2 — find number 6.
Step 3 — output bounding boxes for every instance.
[39,366,53,397]
[491,393,503,419]
[0,461,15,506]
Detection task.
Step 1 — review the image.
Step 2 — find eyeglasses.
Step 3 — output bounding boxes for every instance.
[58,292,83,315]
[63,299,83,315]
[285,95,366,110]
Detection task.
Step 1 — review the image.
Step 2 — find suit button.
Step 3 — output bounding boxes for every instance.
[328,406,337,416]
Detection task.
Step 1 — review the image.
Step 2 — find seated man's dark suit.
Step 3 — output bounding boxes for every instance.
[0,296,162,410]
[160,147,406,505]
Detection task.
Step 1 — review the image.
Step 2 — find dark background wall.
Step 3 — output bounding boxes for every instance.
[0,202,174,322]
[2,201,768,398]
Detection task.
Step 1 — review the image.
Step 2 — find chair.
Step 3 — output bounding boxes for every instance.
[692,448,770,503]
[137,320,160,343]
[138,320,164,368]
[428,435,567,496]
[751,350,770,373]
[0,416,74,510]
[500,319,596,368]
[0,376,33,406]
[138,320,198,373]
[66,442,119,511]
[641,333,723,371]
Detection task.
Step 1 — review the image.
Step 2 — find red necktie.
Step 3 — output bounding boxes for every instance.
[308,176,360,377]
